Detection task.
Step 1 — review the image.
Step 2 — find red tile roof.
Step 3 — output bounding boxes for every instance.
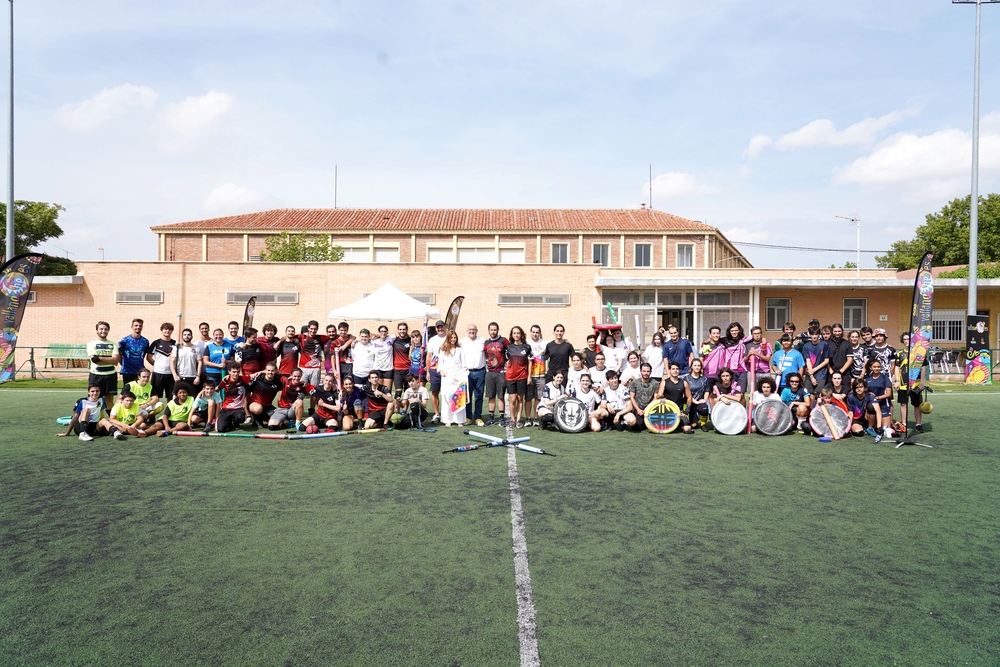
[150,208,717,233]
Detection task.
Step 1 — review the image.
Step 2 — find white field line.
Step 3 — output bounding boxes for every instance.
[507,445,541,667]
[0,389,82,393]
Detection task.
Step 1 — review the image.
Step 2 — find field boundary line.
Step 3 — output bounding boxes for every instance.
[507,446,541,667]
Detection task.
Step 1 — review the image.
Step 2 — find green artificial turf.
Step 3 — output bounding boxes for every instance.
[1,391,997,666]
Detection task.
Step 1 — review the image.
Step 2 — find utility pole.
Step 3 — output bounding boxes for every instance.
[5,0,13,263]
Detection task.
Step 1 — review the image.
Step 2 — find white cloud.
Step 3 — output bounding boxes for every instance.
[203,183,268,216]
[162,90,233,137]
[835,126,1000,189]
[54,84,157,131]
[745,111,907,159]
[721,226,771,244]
[647,171,717,199]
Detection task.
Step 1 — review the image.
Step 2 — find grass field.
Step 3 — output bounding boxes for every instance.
[1,389,998,666]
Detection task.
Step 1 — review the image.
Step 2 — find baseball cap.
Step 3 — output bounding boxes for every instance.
[874,328,887,336]
[435,320,446,327]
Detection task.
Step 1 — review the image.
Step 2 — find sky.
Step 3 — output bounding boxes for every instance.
[11,0,1000,268]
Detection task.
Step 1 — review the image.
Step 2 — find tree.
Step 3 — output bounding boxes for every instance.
[259,232,344,262]
[0,200,78,275]
[828,261,858,269]
[938,262,1000,279]
[876,194,1000,270]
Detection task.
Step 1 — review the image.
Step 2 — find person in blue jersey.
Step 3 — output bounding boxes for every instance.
[202,328,233,386]
[118,318,149,385]
[223,320,246,348]
[771,334,805,390]
[662,325,694,376]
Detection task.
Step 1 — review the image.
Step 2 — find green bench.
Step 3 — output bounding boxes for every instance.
[44,344,90,368]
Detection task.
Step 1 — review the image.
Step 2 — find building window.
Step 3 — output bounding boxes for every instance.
[843,298,867,330]
[932,309,966,343]
[26,291,36,304]
[427,247,454,263]
[457,247,497,263]
[115,291,164,304]
[592,244,610,267]
[551,243,569,264]
[765,298,790,331]
[634,243,652,267]
[373,247,400,263]
[226,291,299,305]
[677,244,694,268]
[340,247,370,263]
[499,248,525,264]
[498,293,571,306]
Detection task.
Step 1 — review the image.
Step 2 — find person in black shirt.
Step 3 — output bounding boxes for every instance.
[544,323,574,382]
[656,362,694,433]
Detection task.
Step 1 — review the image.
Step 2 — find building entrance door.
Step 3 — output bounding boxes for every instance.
[661,309,694,341]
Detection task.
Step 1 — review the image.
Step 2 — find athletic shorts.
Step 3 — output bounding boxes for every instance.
[152,372,174,401]
[852,418,867,428]
[530,377,546,401]
[505,378,527,396]
[121,373,139,386]
[217,409,244,433]
[256,405,277,420]
[75,421,101,437]
[167,419,185,429]
[270,407,297,424]
[896,389,922,407]
[429,369,442,393]
[392,369,409,392]
[339,362,353,379]
[300,368,321,386]
[89,372,118,397]
[366,409,387,425]
[485,372,506,399]
[193,408,209,420]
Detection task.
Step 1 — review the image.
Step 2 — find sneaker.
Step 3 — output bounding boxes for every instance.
[430,414,441,424]
[515,420,524,429]
[113,430,125,440]
[475,419,485,427]
[243,416,254,426]
[874,433,883,444]
[865,427,877,438]
[801,424,812,436]
[914,424,925,433]
[78,432,93,442]
[701,422,710,432]
[158,430,170,437]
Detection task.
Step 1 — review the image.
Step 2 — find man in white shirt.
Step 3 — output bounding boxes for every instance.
[170,328,203,386]
[350,328,377,387]
[424,320,448,423]
[459,323,487,426]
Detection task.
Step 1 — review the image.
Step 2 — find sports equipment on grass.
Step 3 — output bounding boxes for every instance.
[463,429,531,446]
[512,442,556,457]
[752,400,793,436]
[920,401,933,414]
[711,401,747,435]
[818,437,833,443]
[553,396,588,433]
[442,443,481,453]
[643,399,682,434]
[56,416,72,425]
[808,403,850,439]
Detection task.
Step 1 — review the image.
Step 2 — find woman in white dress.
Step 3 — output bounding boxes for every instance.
[437,330,468,426]
[643,331,665,385]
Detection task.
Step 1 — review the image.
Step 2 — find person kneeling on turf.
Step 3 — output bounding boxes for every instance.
[215,362,251,433]
[302,373,342,431]
[594,370,631,431]
[363,370,396,429]
[536,370,567,430]
[779,372,812,434]
[159,382,195,436]
[190,379,217,433]
[569,373,603,432]
[847,378,882,442]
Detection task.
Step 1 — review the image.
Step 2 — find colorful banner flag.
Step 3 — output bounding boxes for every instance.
[905,251,934,390]
[443,295,464,332]
[242,296,256,336]
[0,253,44,383]
[965,315,992,385]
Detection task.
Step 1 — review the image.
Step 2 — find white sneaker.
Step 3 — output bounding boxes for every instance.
[78,432,93,442]
[113,431,125,440]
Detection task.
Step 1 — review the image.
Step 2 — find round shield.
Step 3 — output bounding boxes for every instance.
[831,397,849,414]
[712,400,748,435]
[809,403,851,438]
[644,399,682,434]
[752,400,793,436]
[553,397,589,433]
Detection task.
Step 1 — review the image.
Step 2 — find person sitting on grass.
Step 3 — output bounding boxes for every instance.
[569,372,603,433]
[749,376,778,433]
[655,362,694,434]
[190,378,217,433]
[709,367,744,409]
[339,376,365,432]
[625,363,660,431]
[594,370,631,431]
[270,368,308,431]
[158,382,195,437]
[807,388,840,439]
[398,373,430,429]
[536,370,567,431]
[108,390,149,440]
[246,363,282,428]
[362,369,396,430]
[126,368,164,425]
[302,373,342,432]
[864,359,893,437]
[847,378,882,442]
[779,372,812,435]
[58,384,112,442]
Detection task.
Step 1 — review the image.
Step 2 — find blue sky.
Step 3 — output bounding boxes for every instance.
[13,0,1000,267]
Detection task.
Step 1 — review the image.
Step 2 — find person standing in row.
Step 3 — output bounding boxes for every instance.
[118,318,148,385]
[483,322,508,425]
[460,323,487,426]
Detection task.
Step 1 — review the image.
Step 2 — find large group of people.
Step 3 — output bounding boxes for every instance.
[59,314,929,442]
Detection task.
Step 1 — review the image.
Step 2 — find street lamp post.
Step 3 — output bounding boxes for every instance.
[954,0,999,317]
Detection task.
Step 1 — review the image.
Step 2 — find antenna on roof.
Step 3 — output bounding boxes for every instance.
[334,164,338,209]
[649,164,653,210]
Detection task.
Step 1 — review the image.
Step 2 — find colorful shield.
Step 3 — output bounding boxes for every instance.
[752,400,793,436]
[644,399,682,434]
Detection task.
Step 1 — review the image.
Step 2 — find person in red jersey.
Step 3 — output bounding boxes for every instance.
[302,373,342,431]
[504,325,531,428]
[215,362,251,433]
[246,362,282,427]
[363,369,397,429]
[270,367,309,430]
[390,321,412,397]
[274,325,301,377]
[259,323,279,366]
[234,327,265,375]
[297,320,329,387]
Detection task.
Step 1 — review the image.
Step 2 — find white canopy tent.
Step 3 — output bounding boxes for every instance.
[328,282,440,321]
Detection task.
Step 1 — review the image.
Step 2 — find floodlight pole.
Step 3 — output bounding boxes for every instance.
[4,0,12,263]
[954,0,999,317]
[835,215,861,278]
